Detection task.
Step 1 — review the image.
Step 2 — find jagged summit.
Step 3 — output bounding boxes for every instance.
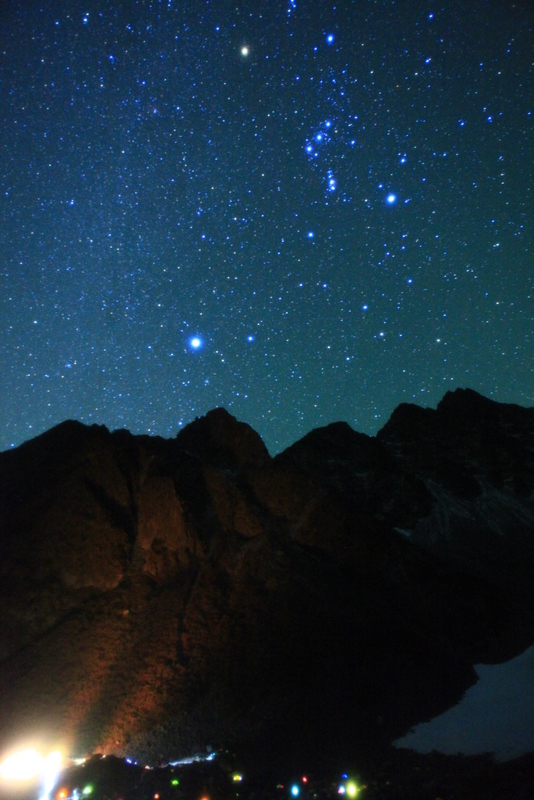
[176,406,271,470]
[438,386,533,415]
[379,387,534,442]
[0,390,533,772]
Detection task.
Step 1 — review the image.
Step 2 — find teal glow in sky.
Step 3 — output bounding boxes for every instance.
[1,0,532,453]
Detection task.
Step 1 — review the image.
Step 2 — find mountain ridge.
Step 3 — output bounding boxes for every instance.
[0,389,533,773]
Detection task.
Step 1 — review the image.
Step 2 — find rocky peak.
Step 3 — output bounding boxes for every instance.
[175,407,271,472]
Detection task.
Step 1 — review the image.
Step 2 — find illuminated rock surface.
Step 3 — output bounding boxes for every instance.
[0,391,533,774]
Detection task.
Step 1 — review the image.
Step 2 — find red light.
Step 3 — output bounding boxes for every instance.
[302,777,308,783]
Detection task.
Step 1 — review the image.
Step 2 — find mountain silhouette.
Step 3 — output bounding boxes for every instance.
[0,389,533,774]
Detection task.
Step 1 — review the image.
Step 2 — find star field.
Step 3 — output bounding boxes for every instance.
[1,0,533,454]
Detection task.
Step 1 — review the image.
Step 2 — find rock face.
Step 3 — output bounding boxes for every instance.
[0,391,533,772]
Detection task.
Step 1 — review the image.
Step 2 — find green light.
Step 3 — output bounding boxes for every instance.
[171,779,179,786]
[83,786,93,795]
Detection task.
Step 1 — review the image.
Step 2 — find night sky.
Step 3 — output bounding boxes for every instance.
[1,0,532,455]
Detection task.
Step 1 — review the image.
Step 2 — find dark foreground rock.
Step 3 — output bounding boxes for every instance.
[0,391,533,776]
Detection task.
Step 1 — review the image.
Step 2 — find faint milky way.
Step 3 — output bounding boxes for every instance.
[0,0,532,453]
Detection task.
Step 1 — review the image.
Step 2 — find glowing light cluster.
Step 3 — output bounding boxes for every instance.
[0,748,62,800]
[338,780,360,797]
[0,748,43,781]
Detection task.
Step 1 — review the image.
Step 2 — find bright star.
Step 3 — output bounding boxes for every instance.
[307,231,314,238]
[240,45,249,57]
[386,193,397,204]
[189,337,202,349]
[326,34,334,44]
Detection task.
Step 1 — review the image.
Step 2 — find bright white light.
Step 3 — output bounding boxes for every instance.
[40,752,62,800]
[386,193,397,204]
[0,749,43,781]
[189,337,202,349]
[326,33,334,44]
[169,751,217,766]
[240,45,249,57]
[291,785,300,796]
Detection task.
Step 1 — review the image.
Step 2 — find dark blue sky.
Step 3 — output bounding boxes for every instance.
[1,0,532,454]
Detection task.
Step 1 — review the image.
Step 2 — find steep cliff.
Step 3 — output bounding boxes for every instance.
[0,392,532,772]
